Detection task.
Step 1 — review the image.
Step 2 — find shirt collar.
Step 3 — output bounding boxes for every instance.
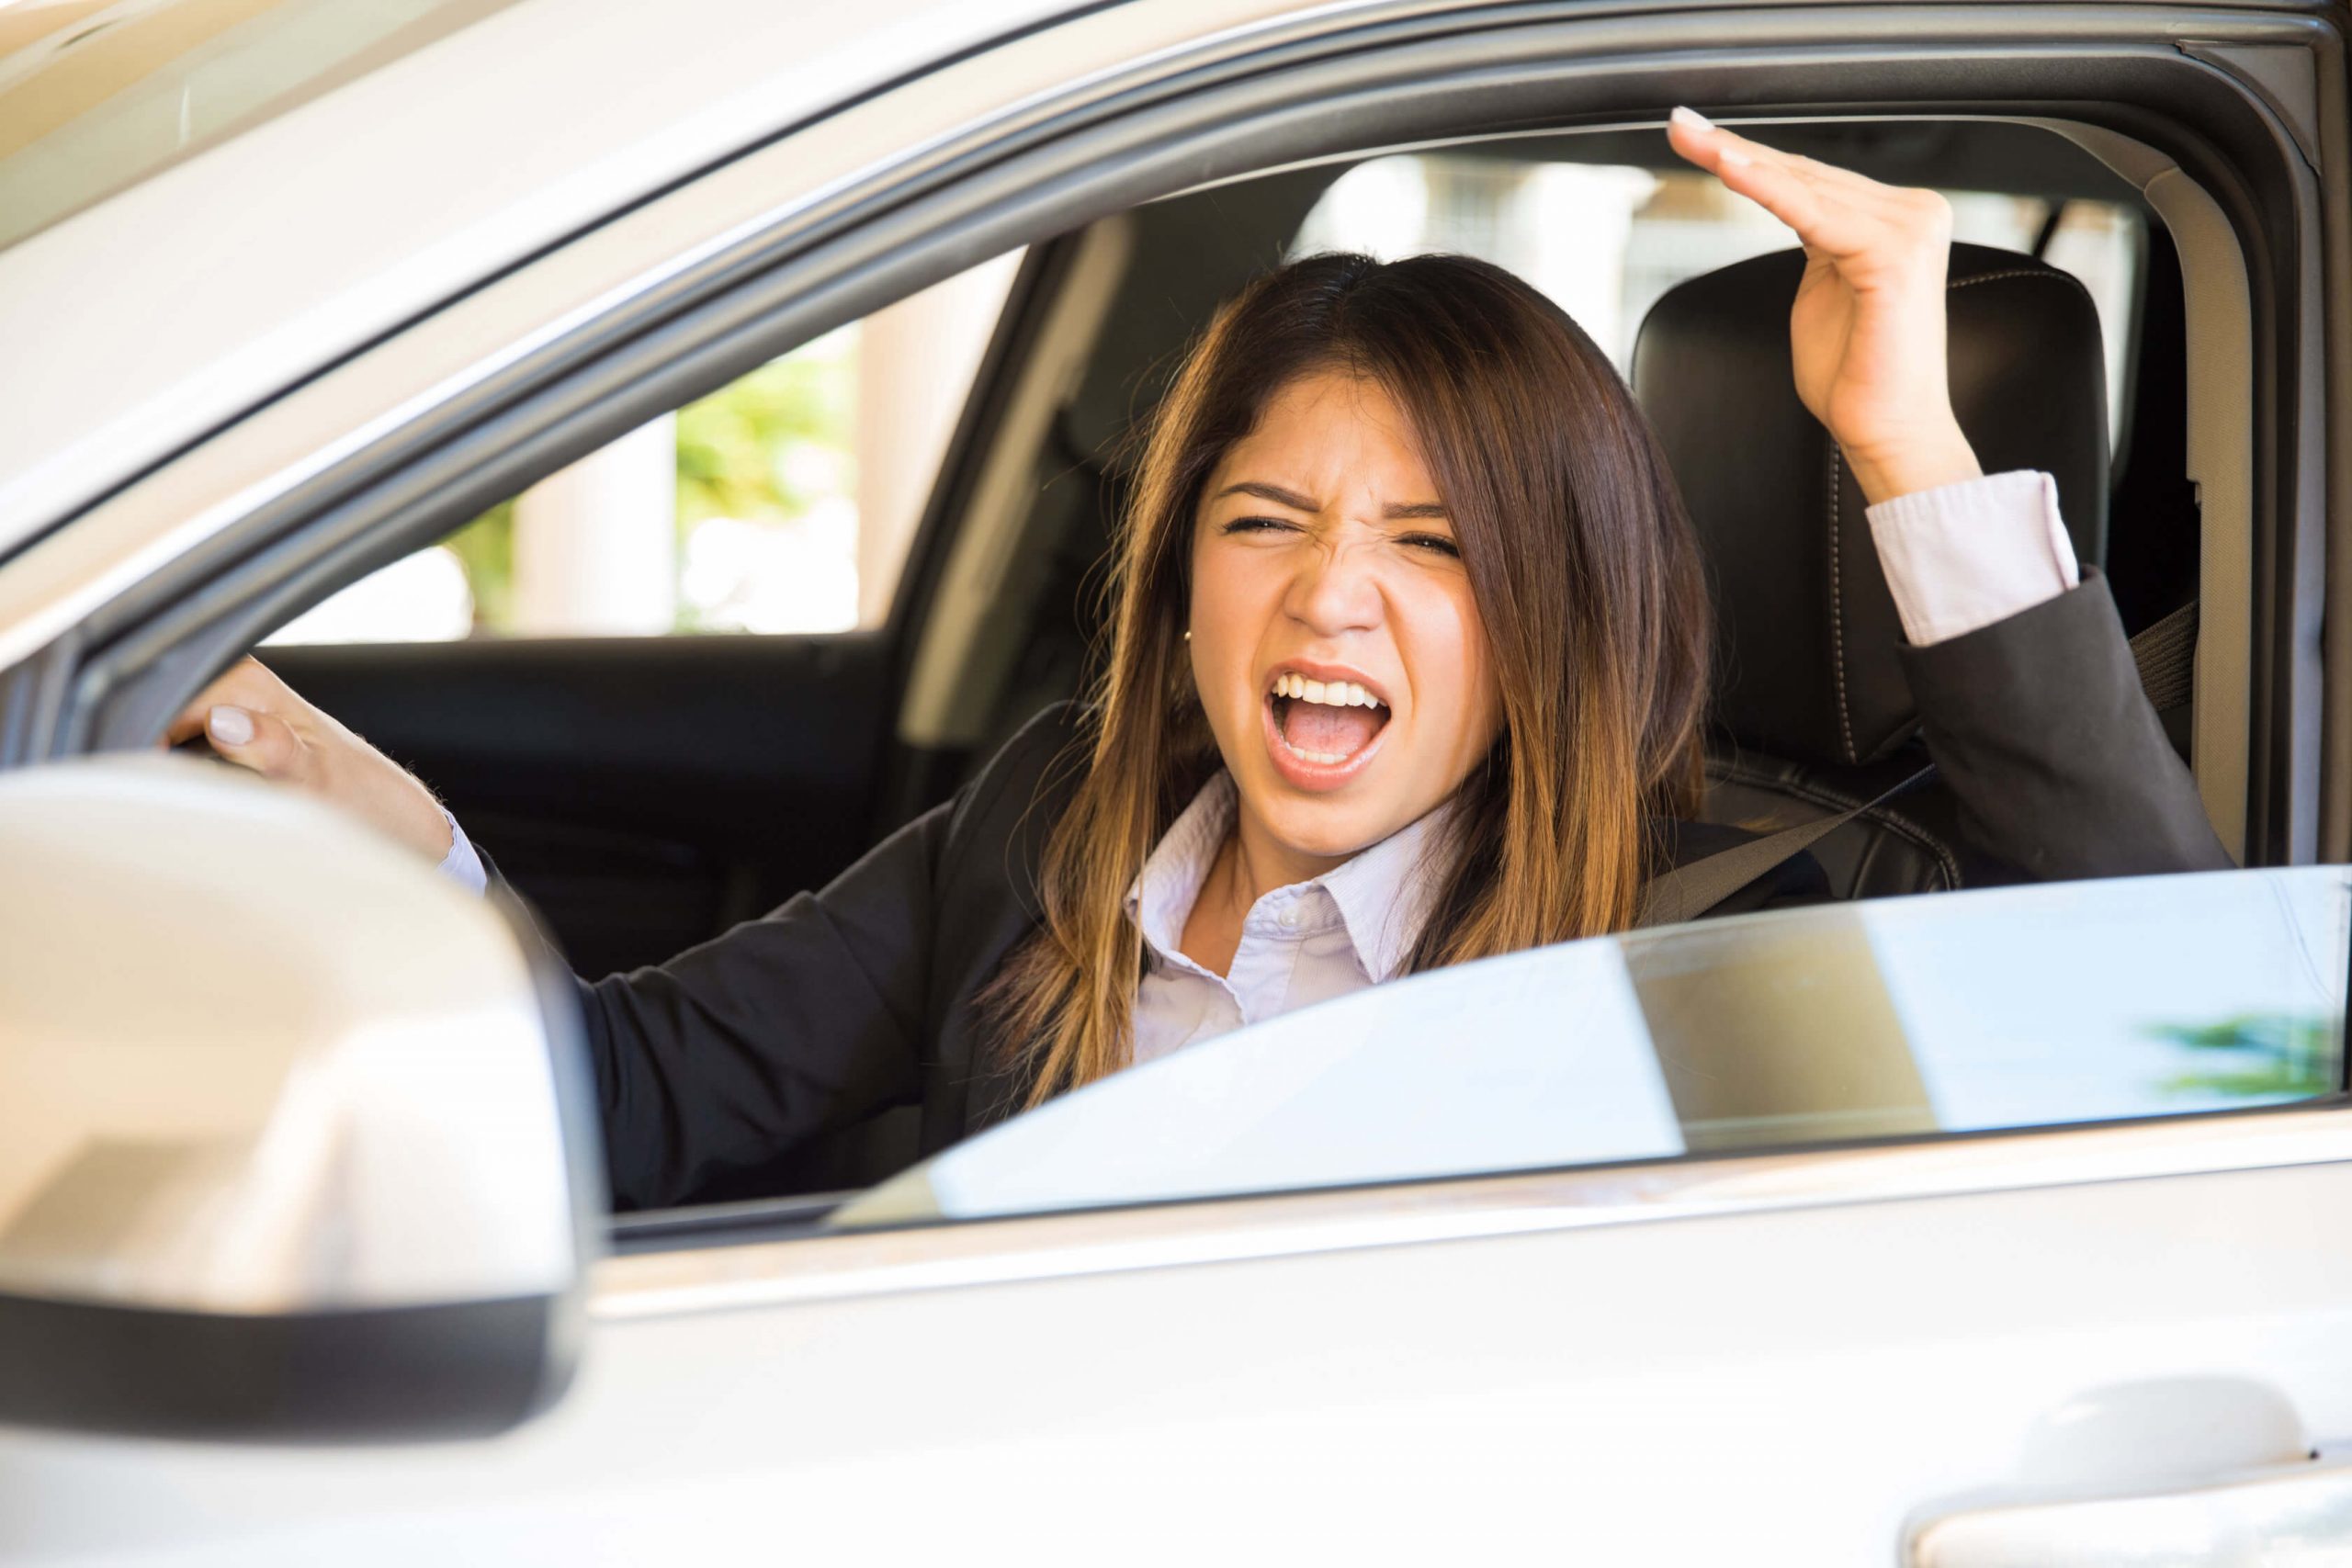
[1320,802,1452,981]
[1128,773,1238,969]
[1125,772,1453,984]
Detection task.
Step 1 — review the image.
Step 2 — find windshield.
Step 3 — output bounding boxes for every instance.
[0,0,521,254]
[835,867,2350,1226]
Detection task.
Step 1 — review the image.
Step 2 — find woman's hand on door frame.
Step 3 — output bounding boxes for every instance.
[164,657,457,864]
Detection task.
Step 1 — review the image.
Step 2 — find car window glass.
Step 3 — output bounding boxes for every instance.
[834,867,2348,1225]
[1291,154,2142,452]
[264,250,1021,643]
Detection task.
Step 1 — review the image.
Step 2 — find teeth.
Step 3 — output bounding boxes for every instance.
[1280,737,1351,765]
[1269,673,1385,708]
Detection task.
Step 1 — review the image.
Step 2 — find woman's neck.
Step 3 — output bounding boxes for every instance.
[1180,803,1353,978]
[1218,807,1350,912]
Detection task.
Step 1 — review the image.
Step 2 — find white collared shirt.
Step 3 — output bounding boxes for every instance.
[1123,773,1451,1066]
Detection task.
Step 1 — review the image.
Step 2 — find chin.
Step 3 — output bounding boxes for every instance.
[1246,786,1398,861]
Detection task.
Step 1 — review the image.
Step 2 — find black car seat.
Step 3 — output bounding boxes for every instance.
[1631,243,2112,896]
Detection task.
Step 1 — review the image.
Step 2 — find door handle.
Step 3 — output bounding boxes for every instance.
[1906,1457,2352,1565]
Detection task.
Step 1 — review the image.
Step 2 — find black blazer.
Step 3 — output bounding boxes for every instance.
[523,575,2227,1210]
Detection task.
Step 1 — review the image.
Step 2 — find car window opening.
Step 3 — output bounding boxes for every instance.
[214,116,2294,1239]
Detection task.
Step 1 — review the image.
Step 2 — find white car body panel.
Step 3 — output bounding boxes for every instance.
[4,1159,2350,1562]
[0,0,1084,552]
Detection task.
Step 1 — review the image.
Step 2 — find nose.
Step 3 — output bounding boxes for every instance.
[1283,535,1384,637]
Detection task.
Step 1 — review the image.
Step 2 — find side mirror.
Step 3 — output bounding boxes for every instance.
[0,757,601,1441]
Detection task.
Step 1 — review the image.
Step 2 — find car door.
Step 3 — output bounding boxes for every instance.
[0,0,2346,1560]
[3,866,2346,1562]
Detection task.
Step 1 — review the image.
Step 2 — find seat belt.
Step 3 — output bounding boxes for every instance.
[1634,761,1939,927]
[1635,602,2201,929]
[2128,598,2198,713]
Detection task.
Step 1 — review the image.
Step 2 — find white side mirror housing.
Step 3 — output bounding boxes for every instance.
[0,757,600,1440]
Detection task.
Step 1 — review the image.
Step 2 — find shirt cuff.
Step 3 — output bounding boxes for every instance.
[437,807,488,897]
[1864,468,2081,646]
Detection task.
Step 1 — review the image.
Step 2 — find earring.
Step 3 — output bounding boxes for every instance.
[1183,629,1192,642]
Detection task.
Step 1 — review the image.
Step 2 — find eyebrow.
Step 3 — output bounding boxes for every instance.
[1212,480,1450,521]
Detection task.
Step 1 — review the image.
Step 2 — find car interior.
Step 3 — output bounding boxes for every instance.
[255,117,2206,1205]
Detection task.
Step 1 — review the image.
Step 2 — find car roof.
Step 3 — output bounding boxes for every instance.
[0,0,1136,556]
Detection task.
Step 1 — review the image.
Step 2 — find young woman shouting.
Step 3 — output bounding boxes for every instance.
[173,113,2225,1206]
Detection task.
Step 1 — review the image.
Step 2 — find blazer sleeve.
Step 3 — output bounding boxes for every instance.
[491,716,1057,1212]
[1894,566,2232,880]
[567,800,954,1211]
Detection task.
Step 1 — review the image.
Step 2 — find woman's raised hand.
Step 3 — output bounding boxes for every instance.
[165,657,458,863]
[1665,107,1983,506]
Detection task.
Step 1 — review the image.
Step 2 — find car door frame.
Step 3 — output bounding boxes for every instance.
[0,0,2339,864]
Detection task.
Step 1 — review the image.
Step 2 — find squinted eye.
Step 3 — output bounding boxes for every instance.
[1400,534,1463,558]
[1222,515,1296,536]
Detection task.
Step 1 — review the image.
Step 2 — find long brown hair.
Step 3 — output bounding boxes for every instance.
[985,252,1711,1108]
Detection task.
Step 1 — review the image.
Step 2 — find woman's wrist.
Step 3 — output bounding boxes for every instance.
[1844,432,1975,505]
[1839,425,1984,508]
[335,740,458,863]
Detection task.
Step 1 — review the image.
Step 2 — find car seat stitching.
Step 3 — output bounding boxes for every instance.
[1712,756,1962,889]
[1945,266,2096,308]
[1817,267,2078,773]
[1826,441,1857,764]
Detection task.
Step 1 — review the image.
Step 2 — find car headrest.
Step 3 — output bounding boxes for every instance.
[1631,243,2109,769]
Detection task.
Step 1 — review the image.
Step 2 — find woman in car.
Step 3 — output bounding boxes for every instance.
[175,113,2226,1207]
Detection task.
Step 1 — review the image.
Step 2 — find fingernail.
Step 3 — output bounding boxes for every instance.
[1669,106,1713,132]
[1719,147,1752,168]
[208,705,254,747]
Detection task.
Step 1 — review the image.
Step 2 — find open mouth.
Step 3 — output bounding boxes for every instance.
[1266,671,1390,768]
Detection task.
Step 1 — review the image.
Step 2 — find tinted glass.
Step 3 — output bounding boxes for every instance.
[836,868,2348,1224]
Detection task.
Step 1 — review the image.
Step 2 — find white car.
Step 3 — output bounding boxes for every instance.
[1,0,2348,1561]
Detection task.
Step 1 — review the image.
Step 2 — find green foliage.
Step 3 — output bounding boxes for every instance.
[432,329,859,634]
[2145,1012,2338,1099]
[440,500,514,633]
[673,330,858,529]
